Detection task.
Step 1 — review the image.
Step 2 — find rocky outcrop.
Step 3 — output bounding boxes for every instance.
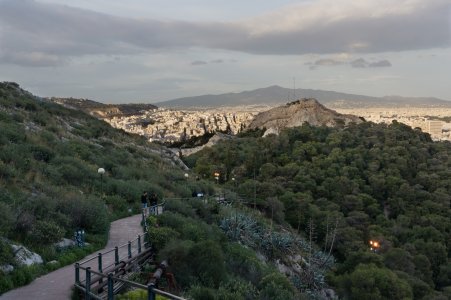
[248,98,363,135]
[12,244,43,266]
[178,132,235,157]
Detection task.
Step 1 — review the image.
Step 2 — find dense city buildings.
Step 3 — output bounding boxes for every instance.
[105,106,268,143]
[335,107,451,141]
[103,105,451,143]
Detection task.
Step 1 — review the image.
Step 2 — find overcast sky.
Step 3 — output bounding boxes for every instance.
[0,0,450,103]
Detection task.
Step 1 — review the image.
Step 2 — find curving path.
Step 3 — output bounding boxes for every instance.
[0,214,144,300]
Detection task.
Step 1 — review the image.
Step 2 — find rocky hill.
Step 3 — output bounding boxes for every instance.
[248,98,363,134]
[50,97,157,118]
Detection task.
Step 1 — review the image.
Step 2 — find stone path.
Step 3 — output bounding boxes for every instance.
[0,214,144,300]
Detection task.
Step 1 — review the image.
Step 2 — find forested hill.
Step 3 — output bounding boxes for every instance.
[0,82,206,294]
[188,122,451,299]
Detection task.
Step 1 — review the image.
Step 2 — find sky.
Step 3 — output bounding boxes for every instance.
[0,0,450,104]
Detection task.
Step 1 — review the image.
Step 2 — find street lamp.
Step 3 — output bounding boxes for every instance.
[98,168,105,196]
[184,173,189,196]
[214,172,220,184]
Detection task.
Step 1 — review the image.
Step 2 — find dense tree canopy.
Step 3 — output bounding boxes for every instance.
[189,122,451,299]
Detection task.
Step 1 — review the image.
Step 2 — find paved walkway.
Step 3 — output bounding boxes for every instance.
[0,214,144,300]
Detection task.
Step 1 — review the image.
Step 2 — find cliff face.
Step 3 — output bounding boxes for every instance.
[248,98,363,134]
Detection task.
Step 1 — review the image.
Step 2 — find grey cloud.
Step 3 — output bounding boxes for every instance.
[369,60,392,67]
[0,51,66,67]
[210,59,224,64]
[0,0,449,67]
[350,58,368,68]
[191,60,208,66]
[314,59,344,66]
[308,57,392,69]
[350,58,392,68]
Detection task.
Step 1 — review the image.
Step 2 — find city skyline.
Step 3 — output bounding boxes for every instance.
[0,0,450,103]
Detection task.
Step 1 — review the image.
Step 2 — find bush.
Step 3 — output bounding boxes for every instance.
[147,227,179,250]
[186,240,226,288]
[28,220,65,245]
[164,199,197,218]
[224,243,265,285]
[338,264,413,300]
[0,202,14,236]
[158,239,195,287]
[259,272,298,300]
[187,285,216,300]
[0,276,13,295]
[0,239,13,265]
[57,194,109,234]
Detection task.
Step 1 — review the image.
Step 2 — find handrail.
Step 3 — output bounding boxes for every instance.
[74,198,187,300]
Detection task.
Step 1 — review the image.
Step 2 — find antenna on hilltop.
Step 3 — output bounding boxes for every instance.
[293,77,296,101]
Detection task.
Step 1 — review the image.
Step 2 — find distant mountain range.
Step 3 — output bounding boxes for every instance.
[156,85,451,108]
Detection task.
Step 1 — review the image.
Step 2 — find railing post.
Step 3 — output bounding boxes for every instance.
[75,263,80,284]
[147,283,156,300]
[128,241,132,259]
[107,273,114,300]
[114,246,119,266]
[138,235,142,254]
[85,267,91,300]
[98,252,103,273]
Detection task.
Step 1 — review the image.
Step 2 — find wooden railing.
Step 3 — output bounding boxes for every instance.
[74,201,187,300]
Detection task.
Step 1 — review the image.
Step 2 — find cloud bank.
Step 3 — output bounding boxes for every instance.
[0,0,449,66]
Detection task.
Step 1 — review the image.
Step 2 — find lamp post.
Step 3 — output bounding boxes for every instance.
[184,173,189,196]
[97,168,105,196]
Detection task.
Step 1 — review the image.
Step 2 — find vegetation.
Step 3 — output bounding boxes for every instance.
[188,122,451,299]
[145,198,334,299]
[0,82,201,294]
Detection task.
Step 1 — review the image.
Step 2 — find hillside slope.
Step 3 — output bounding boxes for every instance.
[189,122,451,299]
[0,82,209,294]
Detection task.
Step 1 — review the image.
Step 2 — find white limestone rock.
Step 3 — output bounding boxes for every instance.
[12,244,43,266]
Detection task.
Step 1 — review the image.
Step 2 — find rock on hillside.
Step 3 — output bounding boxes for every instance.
[248,98,363,134]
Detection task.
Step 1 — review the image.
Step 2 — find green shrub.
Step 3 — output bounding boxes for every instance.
[116,289,169,300]
[338,264,413,300]
[187,285,216,300]
[147,227,179,250]
[158,239,194,287]
[0,202,14,236]
[28,220,65,245]
[216,278,258,300]
[259,272,298,300]
[56,194,109,234]
[224,243,265,285]
[0,276,14,295]
[164,199,197,218]
[186,240,226,288]
[0,239,13,265]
